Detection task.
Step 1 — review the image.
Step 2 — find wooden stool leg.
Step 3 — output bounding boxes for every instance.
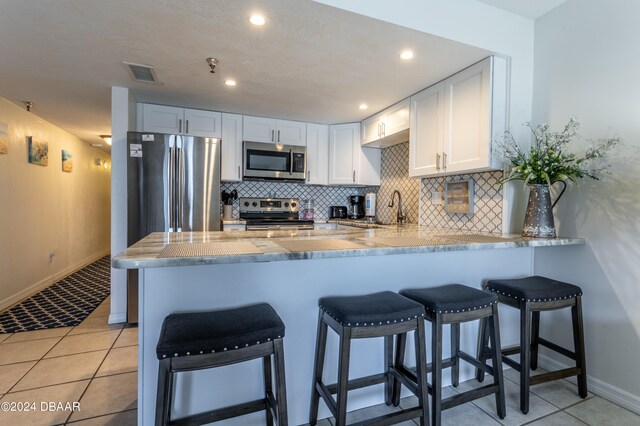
[476,317,489,382]
[309,312,328,425]
[431,315,443,426]
[531,310,540,370]
[392,332,407,407]
[451,323,460,387]
[263,355,274,425]
[489,304,506,419]
[520,302,532,414]
[384,335,393,405]
[573,296,588,398]
[414,320,430,426]
[335,327,352,426]
[273,338,288,426]
[155,358,172,426]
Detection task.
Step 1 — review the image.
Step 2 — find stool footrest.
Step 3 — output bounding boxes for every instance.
[530,368,582,386]
[458,351,495,376]
[170,398,266,425]
[501,345,521,356]
[538,337,576,360]
[391,367,419,396]
[501,355,521,371]
[350,406,423,426]
[315,382,337,416]
[441,384,500,410]
[326,373,387,394]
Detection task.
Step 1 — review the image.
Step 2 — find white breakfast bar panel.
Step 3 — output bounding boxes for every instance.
[136,247,537,425]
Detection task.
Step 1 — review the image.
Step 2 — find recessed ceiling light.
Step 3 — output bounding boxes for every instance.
[250,15,266,26]
[400,50,414,60]
[358,104,368,110]
[225,79,237,87]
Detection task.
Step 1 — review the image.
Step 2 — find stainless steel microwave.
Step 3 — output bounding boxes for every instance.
[243,141,306,181]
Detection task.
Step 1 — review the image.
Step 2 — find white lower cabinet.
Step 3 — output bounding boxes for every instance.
[329,123,380,186]
[221,113,243,181]
[409,56,508,177]
[305,123,329,185]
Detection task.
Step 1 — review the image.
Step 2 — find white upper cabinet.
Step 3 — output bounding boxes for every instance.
[361,98,410,148]
[409,82,445,177]
[276,119,307,146]
[242,116,276,143]
[409,56,508,177]
[242,116,306,146]
[306,123,329,185]
[329,123,380,186]
[141,104,221,138]
[220,113,243,182]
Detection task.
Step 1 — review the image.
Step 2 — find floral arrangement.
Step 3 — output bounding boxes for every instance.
[499,117,619,186]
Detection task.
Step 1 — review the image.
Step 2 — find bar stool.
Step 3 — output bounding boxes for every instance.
[398,284,506,426]
[477,276,587,414]
[309,291,430,426]
[155,303,287,426]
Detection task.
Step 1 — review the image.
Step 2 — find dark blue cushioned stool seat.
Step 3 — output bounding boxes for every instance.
[401,284,497,314]
[319,291,425,327]
[156,303,285,359]
[486,276,582,302]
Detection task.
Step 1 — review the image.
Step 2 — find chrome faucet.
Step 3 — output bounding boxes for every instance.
[388,190,405,225]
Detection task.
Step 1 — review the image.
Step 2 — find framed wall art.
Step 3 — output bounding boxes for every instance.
[28,136,48,166]
[0,122,7,154]
[62,149,73,172]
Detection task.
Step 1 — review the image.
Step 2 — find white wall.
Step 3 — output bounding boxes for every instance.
[532,0,640,410]
[314,0,536,232]
[0,97,111,310]
[109,87,136,324]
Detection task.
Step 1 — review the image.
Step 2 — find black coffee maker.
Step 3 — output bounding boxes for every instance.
[348,195,365,219]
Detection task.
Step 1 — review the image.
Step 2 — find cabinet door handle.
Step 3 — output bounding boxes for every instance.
[436,153,441,171]
[443,152,447,171]
[382,122,386,137]
[277,130,281,142]
[178,119,182,134]
[271,129,275,142]
[185,120,189,134]
[237,165,241,179]
[307,170,310,181]
[353,170,356,183]
[377,123,381,138]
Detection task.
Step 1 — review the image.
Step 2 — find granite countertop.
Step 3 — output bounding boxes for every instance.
[112,225,585,269]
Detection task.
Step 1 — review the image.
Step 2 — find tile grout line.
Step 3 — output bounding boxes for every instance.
[65,407,137,424]
[63,325,128,424]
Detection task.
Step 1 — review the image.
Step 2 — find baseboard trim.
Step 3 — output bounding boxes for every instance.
[538,354,640,415]
[0,249,111,312]
[108,312,127,325]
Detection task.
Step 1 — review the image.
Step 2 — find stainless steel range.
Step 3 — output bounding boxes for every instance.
[239,197,314,230]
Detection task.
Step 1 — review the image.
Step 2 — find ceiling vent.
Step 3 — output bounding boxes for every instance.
[123,62,160,84]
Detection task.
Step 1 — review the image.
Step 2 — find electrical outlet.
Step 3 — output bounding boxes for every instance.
[432,191,442,205]
[48,250,55,263]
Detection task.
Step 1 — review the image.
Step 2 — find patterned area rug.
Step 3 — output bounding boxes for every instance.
[0,256,111,333]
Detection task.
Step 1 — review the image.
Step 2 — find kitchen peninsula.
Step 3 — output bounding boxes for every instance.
[113,227,584,425]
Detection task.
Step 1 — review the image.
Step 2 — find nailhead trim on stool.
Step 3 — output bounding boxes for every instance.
[310,291,430,426]
[155,303,288,426]
[478,275,588,415]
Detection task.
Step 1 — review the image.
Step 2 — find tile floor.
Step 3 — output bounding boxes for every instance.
[0,301,638,425]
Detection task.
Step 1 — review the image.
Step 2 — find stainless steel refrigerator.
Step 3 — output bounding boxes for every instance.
[126,131,221,322]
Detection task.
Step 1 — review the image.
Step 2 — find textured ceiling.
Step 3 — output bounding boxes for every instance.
[0,0,492,151]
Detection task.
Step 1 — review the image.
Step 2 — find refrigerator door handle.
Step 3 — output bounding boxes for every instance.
[168,145,175,231]
[177,145,184,231]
